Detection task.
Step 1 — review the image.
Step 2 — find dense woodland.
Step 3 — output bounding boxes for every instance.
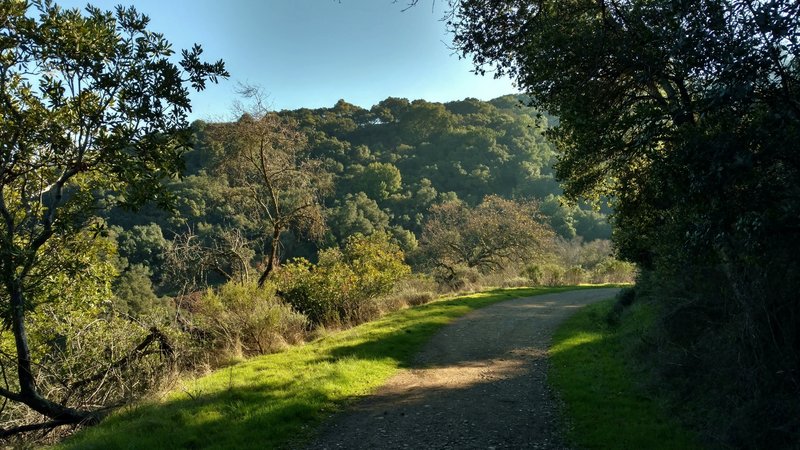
[105,93,617,298]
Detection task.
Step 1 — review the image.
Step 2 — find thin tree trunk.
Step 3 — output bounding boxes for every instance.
[258,227,282,287]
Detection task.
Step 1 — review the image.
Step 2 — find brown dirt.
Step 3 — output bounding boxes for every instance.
[303,288,619,450]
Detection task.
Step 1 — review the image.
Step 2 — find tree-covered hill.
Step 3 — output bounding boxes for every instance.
[109,95,610,273]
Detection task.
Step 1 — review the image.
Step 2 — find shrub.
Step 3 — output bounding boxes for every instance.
[193,281,308,357]
[563,265,587,285]
[278,233,410,327]
[592,257,637,284]
[404,291,435,306]
[1,307,178,443]
[431,264,480,291]
[523,263,565,286]
[521,264,544,285]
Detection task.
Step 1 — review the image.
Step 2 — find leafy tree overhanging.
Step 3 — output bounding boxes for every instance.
[0,0,227,430]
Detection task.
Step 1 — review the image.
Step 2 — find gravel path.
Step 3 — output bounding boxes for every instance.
[304,288,619,450]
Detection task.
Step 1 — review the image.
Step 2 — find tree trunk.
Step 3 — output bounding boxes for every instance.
[258,227,282,287]
[8,284,96,425]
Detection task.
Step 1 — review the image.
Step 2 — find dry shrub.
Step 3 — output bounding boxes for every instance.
[404,291,435,306]
[522,263,565,286]
[385,275,438,309]
[432,264,481,291]
[393,275,440,295]
[562,266,587,285]
[377,294,410,313]
[192,281,308,359]
[0,311,179,446]
[500,276,530,288]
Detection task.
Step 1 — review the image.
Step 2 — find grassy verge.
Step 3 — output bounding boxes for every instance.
[549,298,702,449]
[59,286,593,450]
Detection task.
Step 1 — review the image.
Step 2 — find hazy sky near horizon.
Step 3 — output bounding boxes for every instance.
[55,0,519,120]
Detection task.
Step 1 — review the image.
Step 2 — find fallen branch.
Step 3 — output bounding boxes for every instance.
[0,419,72,439]
[69,327,173,393]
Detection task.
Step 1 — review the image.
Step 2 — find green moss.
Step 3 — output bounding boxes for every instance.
[549,299,703,450]
[60,286,592,450]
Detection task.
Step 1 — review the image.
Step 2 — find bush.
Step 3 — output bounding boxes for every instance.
[430,264,481,291]
[278,233,410,327]
[193,281,308,358]
[563,266,587,285]
[1,307,179,443]
[404,291,435,306]
[592,257,637,284]
[379,291,436,313]
[521,264,544,285]
[523,263,565,286]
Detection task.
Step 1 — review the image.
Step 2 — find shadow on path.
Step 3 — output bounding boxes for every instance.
[306,288,619,450]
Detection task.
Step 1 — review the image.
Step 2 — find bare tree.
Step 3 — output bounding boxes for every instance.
[213,87,331,286]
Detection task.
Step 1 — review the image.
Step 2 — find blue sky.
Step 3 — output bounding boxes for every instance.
[55,0,519,120]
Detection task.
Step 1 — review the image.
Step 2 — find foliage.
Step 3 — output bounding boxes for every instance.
[192,281,308,358]
[449,0,800,445]
[591,258,637,284]
[278,233,410,326]
[549,298,701,449]
[58,287,588,450]
[106,95,612,296]
[111,264,167,318]
[326,192,391,243]
[233,94,605,240]
[417,195,554,285]
[0,233,175,441]
[342,162,402,200]
[0,0,226,430]
[521,263,564,287]
[561,266,587,285]
[114,224,168,277]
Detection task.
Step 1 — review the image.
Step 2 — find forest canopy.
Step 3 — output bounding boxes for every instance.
[107,94,612,289]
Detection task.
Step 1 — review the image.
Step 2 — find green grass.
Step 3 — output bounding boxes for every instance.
[549,298,703,450]
[59,286,593,450]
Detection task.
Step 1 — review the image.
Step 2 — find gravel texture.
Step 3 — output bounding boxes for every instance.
[304,288,619,450]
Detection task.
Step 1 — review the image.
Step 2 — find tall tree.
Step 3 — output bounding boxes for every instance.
[214,88,331,286]
[0,0,226,429]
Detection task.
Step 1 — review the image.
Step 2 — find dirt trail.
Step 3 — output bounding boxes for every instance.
[304,288,619,450]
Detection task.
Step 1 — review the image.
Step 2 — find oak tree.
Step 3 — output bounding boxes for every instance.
[418,195,554,282]
[447,0,800,444]
[0,0,226,430]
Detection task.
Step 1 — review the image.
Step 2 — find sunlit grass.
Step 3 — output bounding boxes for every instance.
[549,299,703,450]
[59,286,594,450]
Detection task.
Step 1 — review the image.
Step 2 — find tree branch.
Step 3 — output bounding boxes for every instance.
[0,419,72,439]
[69,327,173,393]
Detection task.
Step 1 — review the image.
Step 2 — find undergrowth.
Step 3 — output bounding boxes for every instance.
[58,286,590,450]
[549,296,703,450]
